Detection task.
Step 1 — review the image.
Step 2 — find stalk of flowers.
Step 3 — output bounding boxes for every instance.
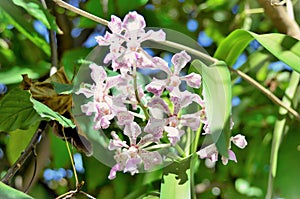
[76,11,247,179]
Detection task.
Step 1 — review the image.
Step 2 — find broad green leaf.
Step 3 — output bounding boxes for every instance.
[214,29,300,73]
[0,0,50,56]
[52,82,73,95]
[30,98,75,128]
[160,157,191,199]
[61,48,91,80]
[143,196,159,199]
[0,89,41,132]
[6,122,39,164]
[270,71,300,179]
[191,60,231,156]
[0,182,33,199]
[0,62,50,84]
[274,122,300,198]
[12,0,61,33]
[49,132,69,168]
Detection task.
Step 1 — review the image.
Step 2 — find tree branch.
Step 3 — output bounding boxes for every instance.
[1,121,48,185]
[257,0,300,40]
[255,1,300,199]
[53,0,109,26]
[229,68,300,121]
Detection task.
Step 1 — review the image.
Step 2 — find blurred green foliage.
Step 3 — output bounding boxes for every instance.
[1,0,300,198]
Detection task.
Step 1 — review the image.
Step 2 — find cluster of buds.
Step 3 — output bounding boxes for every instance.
[76,11,247,179]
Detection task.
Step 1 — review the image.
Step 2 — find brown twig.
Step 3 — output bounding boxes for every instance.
[52,0,109,26]
[257,0,300,40]
[1,121,48,185]
[41,0,59,75]
[256,1,300,199]
[230,68,300,121]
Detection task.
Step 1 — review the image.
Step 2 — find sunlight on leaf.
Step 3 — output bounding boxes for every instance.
[0,89,41,132]
[0,182,33,199]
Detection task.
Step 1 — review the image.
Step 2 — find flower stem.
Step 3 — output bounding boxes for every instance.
[191,123,203,154]
[175,144,186,158]
[132,66,150,120]
[144,143,171,151]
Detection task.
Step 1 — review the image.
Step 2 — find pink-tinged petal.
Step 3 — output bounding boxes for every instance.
[125,31,141,50]
[138,134,157,146]
[124,157,141,175]
[89,64,107,84]
[100,116,112,129]
[76,86,94,98]
[135,51,155,69]
[222,150,237,165]
[210,152,218,162]
[164,126,182,146]
[180,112,201,131]
[93,115,113,129]
[203,122,210,135]
[221,156,228,165]
[124,122,141,144]
[167,75,180,91]
[167,115,179,128]
[182,72,202,88]
[152,57,171,75]
[140,151,162,170]
[171,51,191,75]
[228,149,237,162]
[144,117,165,140]
[108,164,121,180]
[93,102,114,129]
[145,79,166,96]
[170,96,180,115]
[117,111,134,126]
[231,134,247,149]
[108,132,128,150]
[140,29,166,42]
[108,15,122,33]
[103,52,115,64]
[106,75,126,89]
[95,33,110,46]
[178,90,203,108]
[171,89,194,108]
[81,101,95,116]
[123,11,146,31]
[148,97,171,115]
[197,144,218,162]
[111,95,127,114]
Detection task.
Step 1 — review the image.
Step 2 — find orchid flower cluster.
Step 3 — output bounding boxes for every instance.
[76,11,247,180]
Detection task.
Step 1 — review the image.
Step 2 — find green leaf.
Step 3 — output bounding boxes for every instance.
[6,122,39,164]
[51,82,73,95]
[0,0,50,56]
[49,132,69,168]
[61,48,91,80]
[160,157,191,199]
[0,62,50,84]
[191,60,231,156]
[0,182,33,199]
[0,89,41,132]
[30,98,75,128]
[12,0,61,33]
[214,29,300,73]
[270,71,300,178]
